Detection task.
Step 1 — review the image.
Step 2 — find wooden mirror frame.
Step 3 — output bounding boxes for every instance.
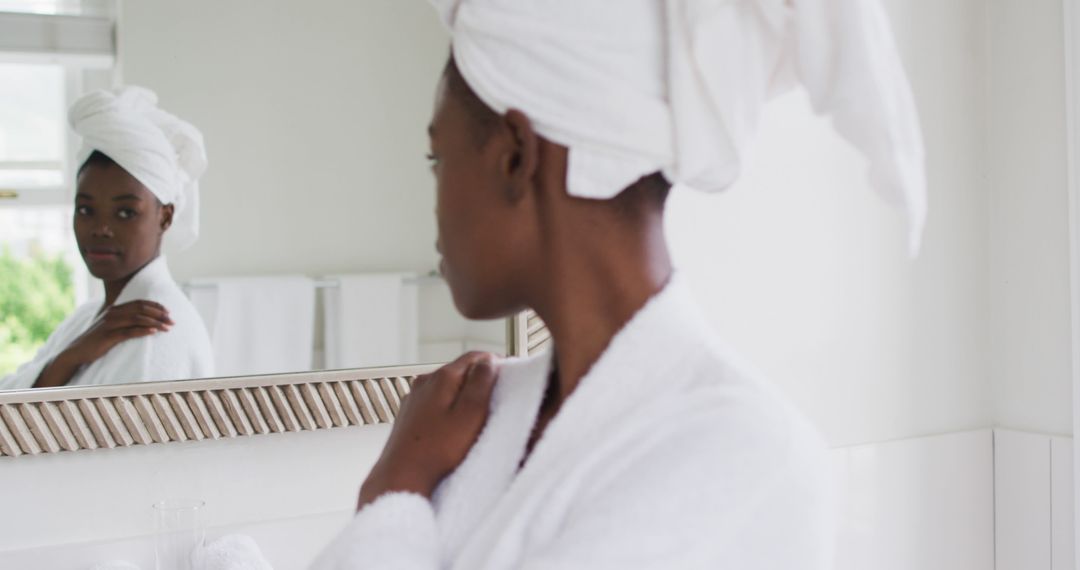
[0,312,549,458]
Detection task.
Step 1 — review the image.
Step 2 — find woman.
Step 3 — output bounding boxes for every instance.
[0,86,213,390]
[316,0,925,567]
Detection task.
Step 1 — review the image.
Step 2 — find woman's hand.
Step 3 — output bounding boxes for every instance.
[33,300,173,388]
[64,300,173,364]
[358,352,499,509]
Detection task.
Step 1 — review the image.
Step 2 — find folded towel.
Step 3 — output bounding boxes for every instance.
[188,276,315,376]
[193,535,273,570]
[324,274,419,369]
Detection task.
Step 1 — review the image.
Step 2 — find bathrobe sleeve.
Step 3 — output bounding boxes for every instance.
[310,492,441,570]
[75,326,212,386]
[0,304,95,390]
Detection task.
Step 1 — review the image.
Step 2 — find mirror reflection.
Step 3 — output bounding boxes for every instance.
[0,1,503,390]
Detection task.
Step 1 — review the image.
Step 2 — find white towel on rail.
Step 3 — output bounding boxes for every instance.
[323,274,419,369]
[188,276,315,376]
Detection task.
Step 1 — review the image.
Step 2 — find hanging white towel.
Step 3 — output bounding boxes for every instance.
[323,274,419,369]
[188,276,315,377]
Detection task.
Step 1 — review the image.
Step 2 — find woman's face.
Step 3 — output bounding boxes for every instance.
[428,72,531,321]
[73,161,172,283]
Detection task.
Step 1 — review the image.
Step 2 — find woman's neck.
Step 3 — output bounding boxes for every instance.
[102,276,132,308]
[102,255,158,308]
[528,212,672,407]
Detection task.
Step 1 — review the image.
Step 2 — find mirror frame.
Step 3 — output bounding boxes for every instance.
[0,312,549,458]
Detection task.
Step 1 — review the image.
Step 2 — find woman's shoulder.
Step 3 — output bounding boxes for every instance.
[113,279,213,370]
[635,338,831,482]
[117,270,208,331]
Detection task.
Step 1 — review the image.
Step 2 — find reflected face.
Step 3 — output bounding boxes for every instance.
[428,72,525,320]
[74,160,173,283]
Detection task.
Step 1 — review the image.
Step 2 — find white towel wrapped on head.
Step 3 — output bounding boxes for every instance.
[433,0,926,253]
[68,86,208,252]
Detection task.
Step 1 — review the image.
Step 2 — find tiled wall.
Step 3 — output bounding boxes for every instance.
[994,430,1074,570]
[832,430,995,570]
[828,428,1075,570]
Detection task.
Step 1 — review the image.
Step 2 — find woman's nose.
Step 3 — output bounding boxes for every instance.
[92,223,113,238]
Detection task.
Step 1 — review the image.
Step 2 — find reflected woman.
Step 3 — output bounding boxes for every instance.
[0,86,213,389]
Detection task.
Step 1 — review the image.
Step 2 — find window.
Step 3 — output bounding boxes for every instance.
[0,65,79,376]
[0,207,76,375]
[0,6,115,376]
[0,0,112,16]
[0,63,67,196]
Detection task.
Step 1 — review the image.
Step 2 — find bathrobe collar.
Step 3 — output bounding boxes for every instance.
[113,255,173,306]
[521,273,710,469]
[447,273,714,563]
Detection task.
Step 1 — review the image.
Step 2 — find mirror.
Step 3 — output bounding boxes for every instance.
[0,1,507,390]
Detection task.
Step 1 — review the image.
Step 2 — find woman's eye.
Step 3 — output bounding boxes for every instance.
[75,206,91,216]
[117,208,136,220]
[425,153,440,168]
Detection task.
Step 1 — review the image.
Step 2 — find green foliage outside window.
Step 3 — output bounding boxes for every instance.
[0,247,75,376]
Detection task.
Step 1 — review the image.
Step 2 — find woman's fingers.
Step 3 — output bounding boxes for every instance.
[131,315,170,331]
[421,352,488,404]
[134,301,173,325]
[115,300,174,325]
[402,352,499,413]
[454,355,498,411]
[106,301,173,329]
[111,326,160,342]
[104,313,169,332]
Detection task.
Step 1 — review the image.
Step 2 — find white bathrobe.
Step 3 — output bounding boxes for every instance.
[0,257,214,390]
[313,277,833,569]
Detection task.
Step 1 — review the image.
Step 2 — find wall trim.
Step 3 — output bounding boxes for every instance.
[1062,0,1080,565]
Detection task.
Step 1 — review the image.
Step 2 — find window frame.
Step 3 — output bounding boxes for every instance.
[0,7,116,208]
[0,63,109,208]
[0,10,117,306]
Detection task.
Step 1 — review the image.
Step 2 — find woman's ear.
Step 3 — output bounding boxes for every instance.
[160,204,175,232]
[501,109,539,203]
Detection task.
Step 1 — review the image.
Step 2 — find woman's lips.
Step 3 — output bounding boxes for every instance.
[85,247,120,262]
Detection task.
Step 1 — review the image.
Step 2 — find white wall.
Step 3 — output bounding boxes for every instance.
[119,1,510,364]
[0,429,997,570]
[0,426,391,569]
[118,0,449,282]
[986,0,1074,436]
[667,0,992,447]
